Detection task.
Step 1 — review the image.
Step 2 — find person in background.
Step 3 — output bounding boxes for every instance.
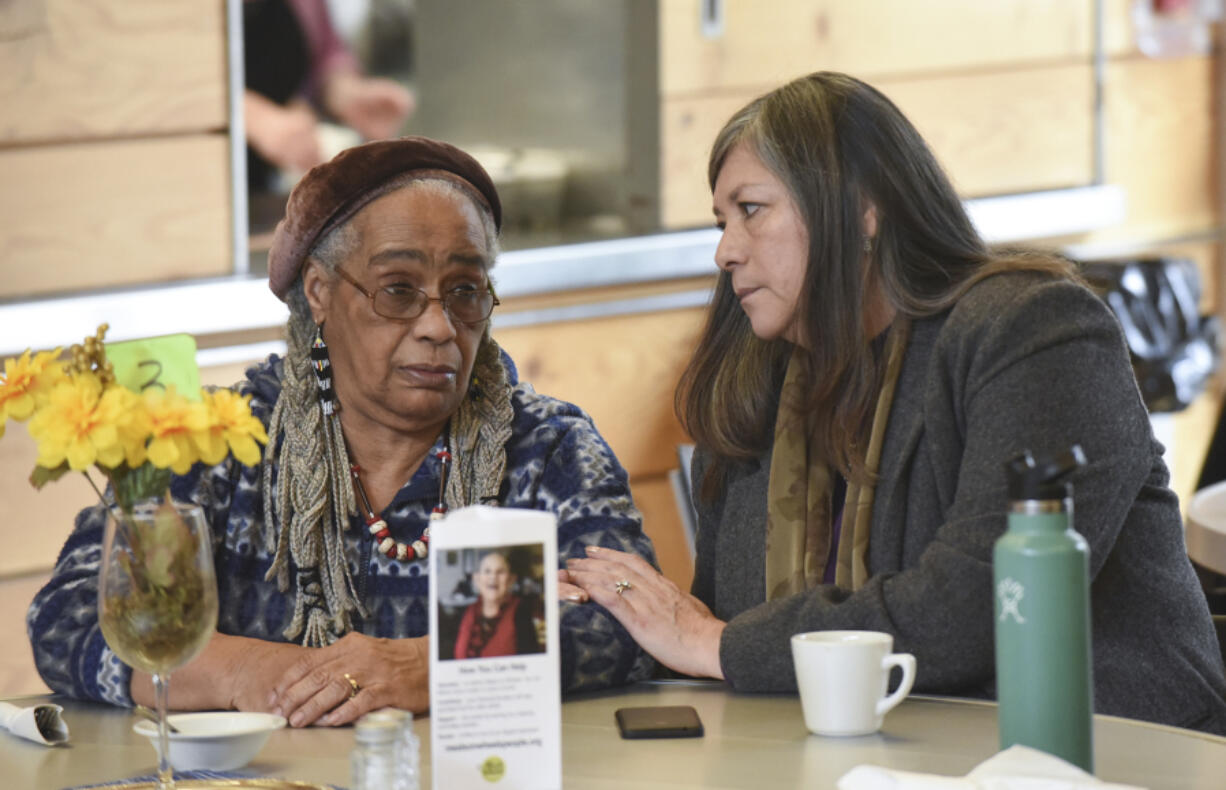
[563,71,1226,734]
[244,0,415,191]
[454,551,544,659]
[29,136,655,727]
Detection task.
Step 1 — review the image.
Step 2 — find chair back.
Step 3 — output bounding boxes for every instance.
[668,444,698,559]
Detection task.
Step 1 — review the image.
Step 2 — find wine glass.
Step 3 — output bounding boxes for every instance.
[98,499,219,790]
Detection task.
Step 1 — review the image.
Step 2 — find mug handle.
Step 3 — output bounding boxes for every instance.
[876,652,917,716]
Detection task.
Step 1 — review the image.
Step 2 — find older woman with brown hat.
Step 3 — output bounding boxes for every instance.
[28,136,657,727]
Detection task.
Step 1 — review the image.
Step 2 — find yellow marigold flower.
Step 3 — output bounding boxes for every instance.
[27,372,127,471]
[0,348,67,438]
[143,387,210,475]
[112,387,151,468]
[197,389,269,467]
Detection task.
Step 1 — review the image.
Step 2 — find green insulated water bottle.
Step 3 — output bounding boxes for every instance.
[994,445,1093,772]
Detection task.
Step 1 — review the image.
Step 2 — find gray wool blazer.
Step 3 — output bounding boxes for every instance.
[691,272,1226,734]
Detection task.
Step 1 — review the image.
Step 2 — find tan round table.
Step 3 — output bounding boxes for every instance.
[1187,479,1226,575]
[2,681,1223,789]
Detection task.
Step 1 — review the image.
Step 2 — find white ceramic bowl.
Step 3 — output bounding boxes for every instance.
[133,711,287,771]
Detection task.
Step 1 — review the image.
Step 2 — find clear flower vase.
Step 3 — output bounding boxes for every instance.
[98,498,219,790]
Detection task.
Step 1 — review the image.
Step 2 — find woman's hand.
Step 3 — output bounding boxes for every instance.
[227,640,310,712]
[131,633,306,713]
[324,72,415,141]
[243,91,324,173]
[556,567,589,603]
[267,632,430,727]
[566,546,726,679]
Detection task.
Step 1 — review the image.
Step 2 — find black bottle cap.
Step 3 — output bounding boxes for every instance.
[1006,445,1087,501]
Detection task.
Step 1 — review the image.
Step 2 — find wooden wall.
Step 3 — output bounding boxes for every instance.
[660,0,1099,228]
[0,0,232,299]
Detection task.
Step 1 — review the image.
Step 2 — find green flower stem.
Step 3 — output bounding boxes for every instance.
[109,464,174,514]
[82,470,113,510]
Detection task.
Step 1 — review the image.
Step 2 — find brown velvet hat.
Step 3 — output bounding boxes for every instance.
[267,136,503,300]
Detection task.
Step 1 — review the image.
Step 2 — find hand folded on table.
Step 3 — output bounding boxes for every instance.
[266,631,430,728]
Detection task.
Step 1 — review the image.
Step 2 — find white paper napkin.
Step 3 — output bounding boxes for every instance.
[0,701,70,745]
[838,745,1146,790]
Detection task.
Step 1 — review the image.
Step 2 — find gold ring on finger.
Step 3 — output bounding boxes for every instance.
[343,673,360,699]
[615,579,633,596]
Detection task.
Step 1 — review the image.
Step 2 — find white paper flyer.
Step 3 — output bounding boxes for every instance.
[428,505,561,790]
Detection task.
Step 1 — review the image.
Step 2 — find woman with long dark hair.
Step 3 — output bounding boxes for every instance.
[565,72,1226,734]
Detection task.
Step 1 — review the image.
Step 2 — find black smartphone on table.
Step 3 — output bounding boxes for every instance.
[614,705,704,739]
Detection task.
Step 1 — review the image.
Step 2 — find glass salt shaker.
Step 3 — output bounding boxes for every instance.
[351,714,399,790]
[364,708,421,790]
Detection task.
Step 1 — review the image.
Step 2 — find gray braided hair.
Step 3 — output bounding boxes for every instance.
[262,177,512,646]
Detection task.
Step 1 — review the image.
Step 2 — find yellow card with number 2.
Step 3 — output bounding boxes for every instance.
[105,334,202,400]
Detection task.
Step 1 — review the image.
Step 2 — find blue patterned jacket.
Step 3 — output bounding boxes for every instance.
[27,354,657,705]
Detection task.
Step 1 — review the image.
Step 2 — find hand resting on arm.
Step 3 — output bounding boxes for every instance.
[564,546,725,680]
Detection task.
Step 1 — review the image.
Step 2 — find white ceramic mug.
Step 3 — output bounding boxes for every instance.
[790,630,917,736]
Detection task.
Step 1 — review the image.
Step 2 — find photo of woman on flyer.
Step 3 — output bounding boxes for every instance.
[439,545,546,660]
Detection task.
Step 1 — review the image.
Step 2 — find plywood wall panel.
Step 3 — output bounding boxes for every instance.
[0,0,227,144]
[493,307,705,480]
[1097,56,1218,242]
[661,65,1095,229]
[1103,0,1138,55]
[883,66,1094,197]
[660,0,1093,97]
[0,420,96,577]
[0,135,232,298]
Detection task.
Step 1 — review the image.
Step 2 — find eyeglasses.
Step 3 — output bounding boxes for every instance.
[335,267,500,325]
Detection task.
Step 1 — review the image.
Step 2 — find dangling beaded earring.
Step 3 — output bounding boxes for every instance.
[863,237,873,254]
[310,324,337,417]
[431,447,452,522]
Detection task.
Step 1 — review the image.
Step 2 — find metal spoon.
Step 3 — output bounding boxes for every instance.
[134,704,181,734]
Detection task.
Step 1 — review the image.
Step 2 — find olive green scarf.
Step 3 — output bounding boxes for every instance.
[764,321,909,599]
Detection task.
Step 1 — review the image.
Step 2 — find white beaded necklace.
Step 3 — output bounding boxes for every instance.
[349,440,451,562]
